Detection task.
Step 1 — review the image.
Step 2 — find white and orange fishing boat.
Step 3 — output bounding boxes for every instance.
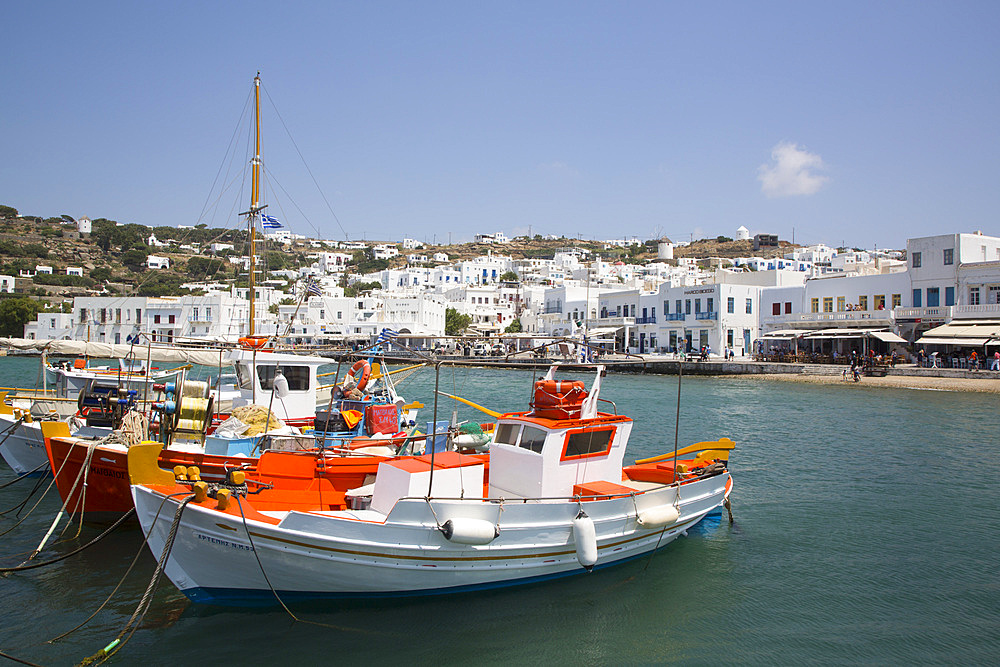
[129,365,734,604]
[40,346,365,517]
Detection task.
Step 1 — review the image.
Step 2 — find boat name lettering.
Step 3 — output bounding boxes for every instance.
[196,533,254,552]
[89,465,127,480]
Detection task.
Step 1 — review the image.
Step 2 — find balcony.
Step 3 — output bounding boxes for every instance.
[953,304,1000,318]
[664,313,685,321]
[542,305,563,314]
[695,311,718,320]
[188,316,213,323]
[763,310,893,325]
[592,316,635,326]
[893,306,951,320]
[634,316,657,324]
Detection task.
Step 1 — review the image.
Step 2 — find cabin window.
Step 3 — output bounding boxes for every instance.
[256,365,311,391]
[561,426,616,460]
[519,426,547,453]
[494,423,521,445]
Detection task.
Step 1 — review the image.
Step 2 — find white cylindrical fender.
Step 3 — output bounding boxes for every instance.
[636,504,680,529]
[440,518,499,545]
[573,511,598,570]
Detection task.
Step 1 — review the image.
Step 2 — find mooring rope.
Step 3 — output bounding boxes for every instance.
[77,495,194,666]
[0,648,44,667]
[22,441,98,562]
[48,494,184,644]
[0,460,50,490]
[0,509,135,575]
[0,434,76,524]
[234,493,365,632]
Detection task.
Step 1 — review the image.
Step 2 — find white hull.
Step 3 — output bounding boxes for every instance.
[133,472,729,604]
[0,416,49,475]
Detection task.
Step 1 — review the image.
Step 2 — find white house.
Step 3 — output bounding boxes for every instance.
[209,243,235,254]
[35,265,53,275]
[147,255,170,270]
[318,252,353,273]
[148,233,170,248]
[735,225,751,241]
[402,238,424,250]
[373,244,400,260]
[66,267,83,277]
[76,217,92,234]
[0,276,14,293]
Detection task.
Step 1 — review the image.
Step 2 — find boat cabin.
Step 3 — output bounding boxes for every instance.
[487,412,632,499]
[226,349,328,423]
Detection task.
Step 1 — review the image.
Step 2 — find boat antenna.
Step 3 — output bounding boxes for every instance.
[671,359,682,483]
[428,361,441,496]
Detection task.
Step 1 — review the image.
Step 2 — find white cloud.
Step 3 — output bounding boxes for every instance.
[758,142,829,198]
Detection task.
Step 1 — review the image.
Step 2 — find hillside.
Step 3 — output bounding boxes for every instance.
[0,207,795,302]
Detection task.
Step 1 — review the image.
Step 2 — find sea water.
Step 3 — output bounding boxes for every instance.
[1,357,998,664]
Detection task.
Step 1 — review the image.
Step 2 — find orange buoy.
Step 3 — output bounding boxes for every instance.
[346,360,371,391]
[238,335,269,350]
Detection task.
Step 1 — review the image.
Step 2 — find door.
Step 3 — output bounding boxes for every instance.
[743,329,751,354]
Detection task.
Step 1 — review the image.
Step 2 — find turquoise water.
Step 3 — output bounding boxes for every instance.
[1,357,998,664]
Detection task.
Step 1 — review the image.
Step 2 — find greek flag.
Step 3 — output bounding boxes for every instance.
[377,328,399,343]
[306,280,323,296]
[261,214,282,229]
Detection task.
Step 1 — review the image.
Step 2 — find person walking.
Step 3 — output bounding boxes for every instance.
[992,350,1000,371]
[970,350,979,371]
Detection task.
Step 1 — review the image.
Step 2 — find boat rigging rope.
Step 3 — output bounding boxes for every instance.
[77,495,195,666]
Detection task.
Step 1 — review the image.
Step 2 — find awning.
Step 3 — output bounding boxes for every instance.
[759,329,809,339]
[914,336,989,346]
[586,326,623,336]
[916,320,1000,345]
[803,328,868,339]
[803,328,905,341]
[869,331,907,343]
[0,337,232,367]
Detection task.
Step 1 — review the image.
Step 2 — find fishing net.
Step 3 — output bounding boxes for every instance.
[230,404,284,436]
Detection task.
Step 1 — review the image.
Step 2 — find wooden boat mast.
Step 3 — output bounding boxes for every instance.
[241,72,264,337]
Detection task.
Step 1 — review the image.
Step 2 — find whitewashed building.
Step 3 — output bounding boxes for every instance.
[24,293,251,343]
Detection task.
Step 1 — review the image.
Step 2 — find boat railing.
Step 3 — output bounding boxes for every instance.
[598,397,617,414]
[397,485,682,506]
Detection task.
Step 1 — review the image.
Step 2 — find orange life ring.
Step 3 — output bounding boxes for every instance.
[238,335,269,350]
[345,360,371,391]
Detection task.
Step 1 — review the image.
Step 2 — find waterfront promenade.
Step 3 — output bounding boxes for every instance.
[366,352,1000,392]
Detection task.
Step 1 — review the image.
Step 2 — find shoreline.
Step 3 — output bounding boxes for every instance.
[743,372,1000,393]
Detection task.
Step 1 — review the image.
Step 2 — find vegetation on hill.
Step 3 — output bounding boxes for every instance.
[0,202,794,306]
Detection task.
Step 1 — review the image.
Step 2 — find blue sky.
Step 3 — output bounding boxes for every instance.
[3,1,998,249]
